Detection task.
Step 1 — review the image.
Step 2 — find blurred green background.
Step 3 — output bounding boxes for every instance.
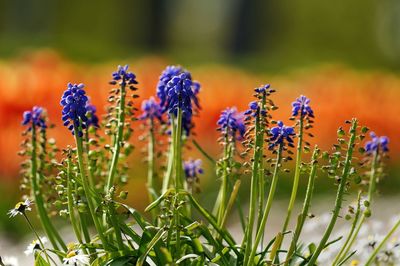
[1,0,400,71]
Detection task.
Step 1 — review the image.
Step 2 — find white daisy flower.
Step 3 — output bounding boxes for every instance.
[24,236,48,256]
[63,251,89,265]
[0,256,19,266]
[8,199,33,218]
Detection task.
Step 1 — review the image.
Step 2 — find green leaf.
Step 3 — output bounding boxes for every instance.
[136,229,167,266]
[118,203,149,230]
[90,251,138,266]
[144,188,174,212]
[34,255,50,266]
[176,254,200,264]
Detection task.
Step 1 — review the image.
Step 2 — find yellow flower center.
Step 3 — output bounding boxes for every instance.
[66,251,77,258]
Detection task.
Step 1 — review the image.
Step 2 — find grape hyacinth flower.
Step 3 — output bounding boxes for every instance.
[8,199,32,218]
[139,97,163,122]
[85,104,99,128]
[269,121,295,150]
[110,65,138,86]
[157,65,184,107]
[291,95,314,118]
[156,65,201,132]
[217,107,246,140]
[22,106,47,130]
[60,83,89,137]
[183,159,204,182]
[244,84,273,118]
[365,132,389,154]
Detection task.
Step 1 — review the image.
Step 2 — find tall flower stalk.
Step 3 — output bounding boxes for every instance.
[215,107,245,227]
[284,146,319,265]
[106,65,138,191]
[139,97,163,221]
[242,86,270,265]
[282,95,314,235]
[61,83,109,249]
[333,131,389,263]
[307,119,358,265]
[246,120,295,266]
[21,107,67,252]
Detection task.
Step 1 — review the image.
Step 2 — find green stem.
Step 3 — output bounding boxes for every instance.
[282,114,304,233]
[74,124,108,249]
[247,143,283,266]
[217,135,230,227]
[307,119,358,266]
[108,203,125,251]
[174,110,183,191]
[334,149,379,263]
[162,119,175,194]
[30,126,67,252]
[147,118,157,222]
[242,94,266,263]
[284,146,319,266]
[332,191,362,265]
[23,213,51,264]
[365,216,400,265]
[66,158,83,245]
[106,81,126,191]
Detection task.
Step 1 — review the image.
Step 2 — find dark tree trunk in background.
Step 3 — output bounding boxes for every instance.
[146,0,167,51]
[229,0,276,56]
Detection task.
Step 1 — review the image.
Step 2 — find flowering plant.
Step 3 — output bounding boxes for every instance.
[4,64,396,266]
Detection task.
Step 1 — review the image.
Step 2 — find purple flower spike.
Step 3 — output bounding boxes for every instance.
[139,97,163,122]
[183,159,204,181]
[60,83,89,137]
[217,107,246,140]
[86,104,99,128]
[269,121,295,149]
[365,132,389,154]
[157,65,184,107]
[111,65,138,86]
[291,95,314,118]
[22,106,47,130]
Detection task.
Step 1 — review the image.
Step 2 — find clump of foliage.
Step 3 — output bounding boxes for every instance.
[3,65,396,266]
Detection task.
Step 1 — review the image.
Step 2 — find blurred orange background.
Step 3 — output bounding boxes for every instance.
[0,50,398,181]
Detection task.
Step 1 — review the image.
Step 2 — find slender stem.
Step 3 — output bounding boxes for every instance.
[257,147,266,250]
[217,135,230,227]
[106,81,126,191]
[284,146,319,266]
[307,119,358,265]
[365,217,400,265]
[247,143,283,266]
[23,213,50,264]
[30,126,67,252]
[174,110,183,191]
[242,93,266,263]
[171,109,183,257]
[147,118,157,221]
[334,149,379,262]
[108,203,125,251]
[220,180,241,228]
[66,158,83,245]
[162,118,175,194]
[74,124,108,249]
[367,150,379,201]
[332,191,362,265]
[173,193,181,259]
[282,114,304,232]
[85,130,95,187]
